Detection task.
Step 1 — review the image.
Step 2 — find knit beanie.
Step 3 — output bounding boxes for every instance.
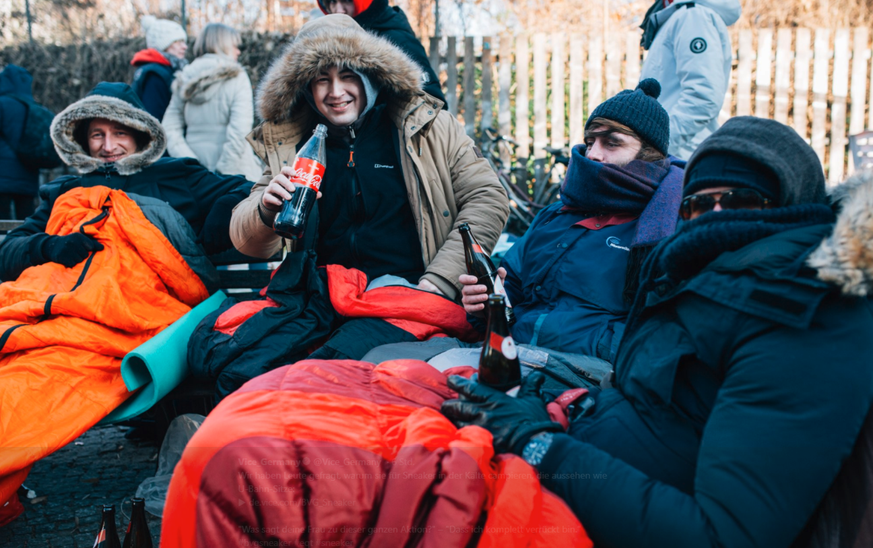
[684,116,828,207]
[586,78,670,156]
[683,153,781,202]
[141,15,187,52]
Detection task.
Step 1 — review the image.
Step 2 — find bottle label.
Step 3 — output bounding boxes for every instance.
[290,157,325,193]
[489,332,518,360]
[492,275,512,307]
[94,530,105,547]
[472,243,484,254]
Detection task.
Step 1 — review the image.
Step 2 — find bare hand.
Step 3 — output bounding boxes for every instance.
[417,278,445,296]
[460,267,506,316]
[261,166,322,212]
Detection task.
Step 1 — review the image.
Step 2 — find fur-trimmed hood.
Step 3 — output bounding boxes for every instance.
[172,54,243,104]
[809,170,873,296]
[50,82,166,176]
[256,14,422,123]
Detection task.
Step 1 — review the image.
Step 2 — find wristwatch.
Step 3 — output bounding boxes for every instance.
[522,432,554,467]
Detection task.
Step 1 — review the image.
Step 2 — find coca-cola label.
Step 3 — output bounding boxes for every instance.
[290,157,325,193]
[489,332,518,360]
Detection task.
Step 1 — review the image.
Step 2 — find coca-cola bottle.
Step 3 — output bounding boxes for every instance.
[122,498,152,548]
[93,505,121,548]
[479,294,521,391]
[273,124,328,240]
[459,223,515,325]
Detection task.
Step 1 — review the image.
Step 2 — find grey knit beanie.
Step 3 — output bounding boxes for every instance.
[684,116,828,207]
[585,78,670,155]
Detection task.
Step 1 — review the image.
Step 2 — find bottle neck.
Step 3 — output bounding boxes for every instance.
[486,302,509,338]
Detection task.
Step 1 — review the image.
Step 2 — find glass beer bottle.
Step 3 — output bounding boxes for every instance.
[93,505,121,548]
[459,223,515,325]
[122,497,152,548]
[273,124,328,240]
[479,294,521,391]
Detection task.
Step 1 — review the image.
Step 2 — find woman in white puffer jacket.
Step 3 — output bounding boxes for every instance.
[163,23,263,182]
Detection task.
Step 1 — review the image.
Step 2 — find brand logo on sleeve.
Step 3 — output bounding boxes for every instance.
[606,236,630,251]
[374,164,395,169]
[690,38,707,54]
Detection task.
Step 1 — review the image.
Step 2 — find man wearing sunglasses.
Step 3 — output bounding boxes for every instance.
[442,116,873,548]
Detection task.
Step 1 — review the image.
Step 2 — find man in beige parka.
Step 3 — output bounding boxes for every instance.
[230,15,507,300]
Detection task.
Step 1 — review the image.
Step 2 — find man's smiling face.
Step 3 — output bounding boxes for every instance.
[310,66,366,127]
[87,118,139,163]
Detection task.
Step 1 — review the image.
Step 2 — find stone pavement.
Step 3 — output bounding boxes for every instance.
[0,425,162,547]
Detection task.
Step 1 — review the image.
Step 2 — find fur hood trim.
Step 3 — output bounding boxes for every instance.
[50,95,166,176]
[172,54,243,103]
[808,170,873,296]
[257,14,422,122]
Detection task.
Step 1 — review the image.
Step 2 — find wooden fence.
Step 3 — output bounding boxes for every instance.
[427,29,873,184]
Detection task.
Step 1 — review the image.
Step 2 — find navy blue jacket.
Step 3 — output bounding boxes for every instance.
[502,201,635,361]
[132,60,175,121]
[535,223,873,548]
[0,65,39,196]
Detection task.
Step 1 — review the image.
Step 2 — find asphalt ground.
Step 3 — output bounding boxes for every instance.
[0,425,162,547]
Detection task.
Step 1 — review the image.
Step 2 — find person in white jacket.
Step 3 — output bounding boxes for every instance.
[163,23,263,182]
[639,0,741,160]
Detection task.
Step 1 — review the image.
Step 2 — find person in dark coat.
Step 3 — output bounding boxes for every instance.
[442,116,873,548]
[0,82,251,281]
[131,16,189,120]
[318,0,446,103]
[461,79,684,362]
[0,65,39,219]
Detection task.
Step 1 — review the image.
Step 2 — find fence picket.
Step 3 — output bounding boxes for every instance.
[498,34,512,164]
[625,31,640,89]
[849,28,869,136]
[736,30,753,116]
[829,29,850,183]
[755,29,773,118]
[551,33,566,150]
[429,37,439,76]
[515,33,530,160]
[719,28,737,124]
[463,36,476,137]
[587,35,603,120]
[811,29,830,163]
[446,36,458,116]
[533,33,548,160]
[569,34,585,145]
[794,29,812,140]
[774,29,792,124]
[481,36,493,132]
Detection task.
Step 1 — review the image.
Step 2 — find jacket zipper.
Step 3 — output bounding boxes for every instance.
[348,126,361,263]
[348,126,356,167]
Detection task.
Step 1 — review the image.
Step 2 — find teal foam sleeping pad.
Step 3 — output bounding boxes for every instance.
[99,291,227,425]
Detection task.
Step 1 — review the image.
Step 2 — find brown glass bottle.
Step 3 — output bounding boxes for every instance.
[459,223,515,325]
[122,498,152,548]
[273,124,328,240]
[93,505,122,548]
[479,294,521,391]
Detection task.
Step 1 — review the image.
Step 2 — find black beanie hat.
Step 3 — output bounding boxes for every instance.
[684,116,828,207]
[683,153,781,202]
[585,78,670,156]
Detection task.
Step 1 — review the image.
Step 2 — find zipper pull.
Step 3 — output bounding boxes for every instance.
[348,149,355,168]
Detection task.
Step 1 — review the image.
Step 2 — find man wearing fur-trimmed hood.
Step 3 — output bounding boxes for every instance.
[231,14,508,300]
[0,82,252,281]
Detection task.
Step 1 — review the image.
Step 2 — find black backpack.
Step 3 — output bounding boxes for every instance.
[5,94,62,169]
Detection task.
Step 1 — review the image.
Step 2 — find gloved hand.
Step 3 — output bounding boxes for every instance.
[40,233,104,267]
[199,194,239,255]
[441,371,564,455]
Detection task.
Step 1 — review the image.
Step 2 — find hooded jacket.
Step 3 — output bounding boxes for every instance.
[0,82,251,281]
[639,0,741,159]
[0,65,39,197]
[315,0,445,103]
[230,15,507,300]
[163,53,264,182]
[533,121,873,548]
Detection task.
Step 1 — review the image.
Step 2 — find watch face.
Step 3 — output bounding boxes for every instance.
[522,432,554,467]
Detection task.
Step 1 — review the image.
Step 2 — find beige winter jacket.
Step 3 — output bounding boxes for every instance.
[230,15,508,299]
[163,54,264,182]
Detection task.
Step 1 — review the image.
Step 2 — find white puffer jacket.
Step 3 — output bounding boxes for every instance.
[163,54,264,182]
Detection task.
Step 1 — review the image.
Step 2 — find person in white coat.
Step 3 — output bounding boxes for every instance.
[638,0,741,160]
[163,23,263,182]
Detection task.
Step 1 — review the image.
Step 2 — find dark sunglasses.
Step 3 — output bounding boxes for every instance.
[680,189,772,220]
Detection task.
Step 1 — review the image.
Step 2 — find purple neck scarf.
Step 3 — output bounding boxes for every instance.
[560,144,686,247]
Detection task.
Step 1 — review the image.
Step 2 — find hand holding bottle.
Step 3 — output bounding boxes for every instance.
[460,267,506,316]
[261,165,323,212]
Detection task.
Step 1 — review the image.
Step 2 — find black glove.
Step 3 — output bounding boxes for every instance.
[40,233,104,267]
[199,194,239,255]
[441,371,564,455]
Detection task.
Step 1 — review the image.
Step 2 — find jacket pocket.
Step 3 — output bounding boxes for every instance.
[620,321,696,406]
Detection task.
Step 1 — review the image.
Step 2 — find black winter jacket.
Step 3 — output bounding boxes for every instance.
[0,65,39,197]
[535,191,873,548]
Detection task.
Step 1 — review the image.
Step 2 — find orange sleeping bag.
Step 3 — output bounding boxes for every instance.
[0,186,209,508]
[162,359,592,547]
